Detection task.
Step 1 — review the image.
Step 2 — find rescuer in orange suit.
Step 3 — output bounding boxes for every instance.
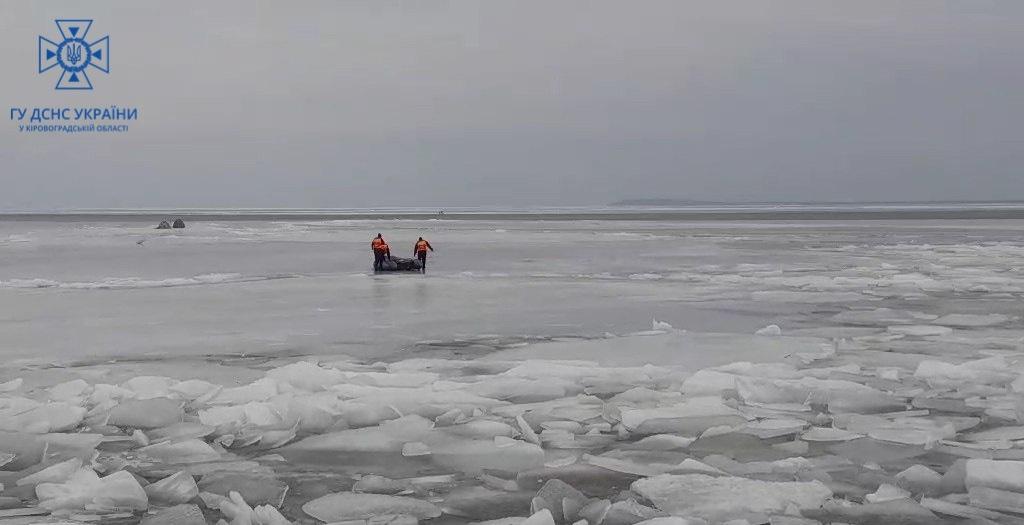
[371,233,391,271]
[413,237,434,272]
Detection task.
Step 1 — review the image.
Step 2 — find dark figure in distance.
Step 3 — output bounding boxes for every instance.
[413,237,434,272]
[371,234,391,271]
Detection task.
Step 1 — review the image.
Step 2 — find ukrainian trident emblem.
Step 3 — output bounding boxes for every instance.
[39,19,110,90]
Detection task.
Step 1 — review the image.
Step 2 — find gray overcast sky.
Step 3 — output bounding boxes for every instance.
[1,1,1022,210]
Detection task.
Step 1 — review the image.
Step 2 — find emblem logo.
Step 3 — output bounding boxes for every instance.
[38,19,110,90]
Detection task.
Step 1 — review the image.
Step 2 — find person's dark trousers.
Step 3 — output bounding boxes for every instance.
[417,252,427,271]
[374,251,384,271]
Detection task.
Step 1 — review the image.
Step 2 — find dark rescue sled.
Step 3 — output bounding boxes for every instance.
[374,256,423,272]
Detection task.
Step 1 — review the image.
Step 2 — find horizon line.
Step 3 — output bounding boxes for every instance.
[5,198,1024,214]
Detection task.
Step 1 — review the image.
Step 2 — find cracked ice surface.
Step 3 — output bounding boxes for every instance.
[6,343,1024,524]
[5,219,1024,523]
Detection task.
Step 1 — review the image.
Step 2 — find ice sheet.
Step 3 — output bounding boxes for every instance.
[4,218,1024,523]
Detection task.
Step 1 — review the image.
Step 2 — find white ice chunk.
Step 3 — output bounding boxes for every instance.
[302,492,442,521]
[521,508,556,525]
[259,423,299,449]
[447,420,517,439]
[199,402,284,430]
[460,377,576,403]
[914,357,1017,387]
[701,455,816,478]
[48,379,91,402]
[36,467,102,511]
[170,379,220,400]
[681,362,805,397]
[965,459,1024,492]
[329,384,507,415]
[352,475,411,495]
[895,465,942,496]
[737,376,900,413]
[754,324,781,336]
[517,415,541,445]
[619,397,745,436]
[741,419,806,439]
[89,383,136,405]
[123,376,177,399]
[93,469,151,511]
[652,319,674,331]
[334,400,402,427]
[265,361,346,391]
[632,474,831,522]
[271,392,340,432]
[37,468,148,512]
[17,457,83,486]
[968,486,1024,514]
[836,414,955,446]
[220,490,290,525]
[676,458,726,476]
[251,504,292,525]
[139,438,221,464]
[631,434,696,450]
[344,370,440,388]
[0,401,85,433]
[865,483,911,503]
[501,361,666,393]
[145,471,199,504]
[208,378,280,405]
[681,370,740,397]
[285,415,434,453]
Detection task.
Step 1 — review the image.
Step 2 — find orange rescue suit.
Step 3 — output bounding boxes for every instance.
[415,239,431,254]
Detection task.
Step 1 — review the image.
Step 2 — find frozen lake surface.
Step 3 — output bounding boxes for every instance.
[3,217,1024,523]
[3,217,1024,363]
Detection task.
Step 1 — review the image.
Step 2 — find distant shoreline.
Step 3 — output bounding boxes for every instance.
[608,199,1024,207]
[7,205,1024,222]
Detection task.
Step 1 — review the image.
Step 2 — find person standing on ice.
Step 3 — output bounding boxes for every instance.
[413,237,434,272]
[371,233,391,271]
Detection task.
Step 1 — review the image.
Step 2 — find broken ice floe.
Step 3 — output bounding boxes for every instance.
[6,344,1024,523]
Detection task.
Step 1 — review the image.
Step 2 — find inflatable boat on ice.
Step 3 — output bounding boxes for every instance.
[374,256,423,272]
